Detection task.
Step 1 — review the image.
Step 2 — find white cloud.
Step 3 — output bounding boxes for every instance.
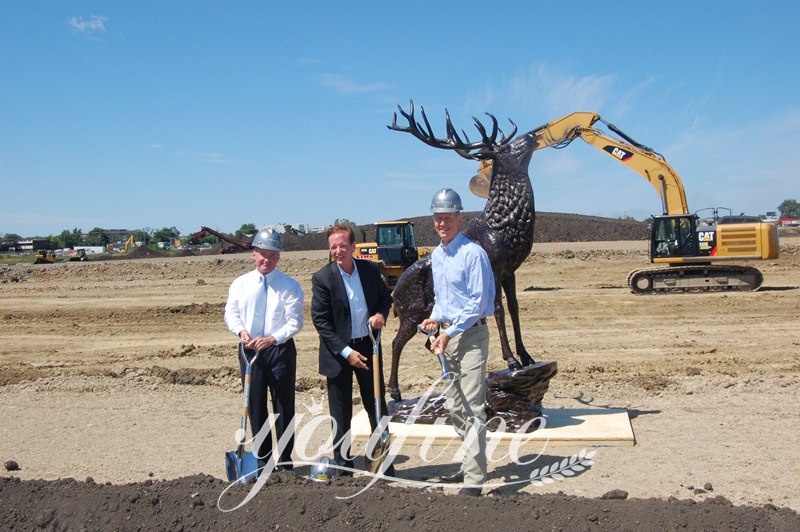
[317,74,390,95]
[504,63,617,116]
[172,149,238,165]
[664,109,800,213]
[69,15,107,39]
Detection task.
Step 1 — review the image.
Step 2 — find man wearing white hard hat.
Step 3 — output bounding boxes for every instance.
[420,189,495,496]
[224,227,304,473]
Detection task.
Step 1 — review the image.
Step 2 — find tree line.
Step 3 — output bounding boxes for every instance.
[3,201,797,248]
[1,224,261,250]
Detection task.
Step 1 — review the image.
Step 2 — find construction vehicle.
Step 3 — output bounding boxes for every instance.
[34,250,56,264]
[68,248,88,262]
[354,221,431,288]
[122,234,135,253]
[189,226,252,254]
[471,112,780,293]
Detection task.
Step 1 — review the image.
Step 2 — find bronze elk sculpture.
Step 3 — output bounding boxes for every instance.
[386,101,540,401]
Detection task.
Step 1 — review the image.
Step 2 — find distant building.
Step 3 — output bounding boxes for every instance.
[104,229,130,240]
[2,239,51,252]
[262,223,311,235]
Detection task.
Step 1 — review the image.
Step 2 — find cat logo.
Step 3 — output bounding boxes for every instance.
[603,145,633,161]
[698,231,715,242]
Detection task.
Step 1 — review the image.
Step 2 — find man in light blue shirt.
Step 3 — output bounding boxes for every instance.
[420,188,494,496]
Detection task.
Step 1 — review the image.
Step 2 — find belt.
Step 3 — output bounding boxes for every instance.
[349,335,371,344]
[440,318,487,330]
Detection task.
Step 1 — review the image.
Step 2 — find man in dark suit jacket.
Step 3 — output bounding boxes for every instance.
[311,224,393,476]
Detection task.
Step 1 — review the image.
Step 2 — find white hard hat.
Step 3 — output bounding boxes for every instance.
[309,456,332,482]
[430,188,463,213]
[252,227,283,252]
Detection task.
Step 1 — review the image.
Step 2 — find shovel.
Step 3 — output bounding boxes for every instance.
[416,325,454,381]
[365,327,391,474]
[225,343,260,483]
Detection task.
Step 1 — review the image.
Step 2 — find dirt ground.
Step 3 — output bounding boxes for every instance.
[1,234,799,530]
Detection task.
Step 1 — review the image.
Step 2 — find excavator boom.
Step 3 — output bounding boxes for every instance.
[527,112,690,215]
[191,226,251,253]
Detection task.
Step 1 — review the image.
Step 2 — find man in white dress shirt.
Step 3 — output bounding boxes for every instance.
[224,227,304,472]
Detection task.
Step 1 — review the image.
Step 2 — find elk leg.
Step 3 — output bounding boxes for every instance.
[503,273,535,366]
[494,281,523,370]
[389,316,420,402]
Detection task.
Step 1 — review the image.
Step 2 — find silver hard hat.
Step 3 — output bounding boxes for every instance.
[252,227,283,252]
[430,188,463,213]
[309,456,332,483]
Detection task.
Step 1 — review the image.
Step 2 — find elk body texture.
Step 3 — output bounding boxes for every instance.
[387,101,538,401]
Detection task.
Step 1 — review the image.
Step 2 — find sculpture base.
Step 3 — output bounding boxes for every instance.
[355,406,634,447]
[485,360,558,432]
[389,361,558,433]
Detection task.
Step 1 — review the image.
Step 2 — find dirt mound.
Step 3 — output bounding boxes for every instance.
[281,212,648,251]
[129,245,164,259]
[1,474,797,531]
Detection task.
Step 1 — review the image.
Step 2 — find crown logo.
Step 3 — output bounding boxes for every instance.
[304,396,325,416]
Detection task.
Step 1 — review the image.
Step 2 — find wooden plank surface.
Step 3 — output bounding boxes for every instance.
[351,408,635,447]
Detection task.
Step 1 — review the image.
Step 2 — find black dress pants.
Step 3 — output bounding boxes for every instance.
[326,337,390,469]
[239,340,296,469]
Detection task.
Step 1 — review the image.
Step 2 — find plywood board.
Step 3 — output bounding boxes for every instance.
[351,408,635,447]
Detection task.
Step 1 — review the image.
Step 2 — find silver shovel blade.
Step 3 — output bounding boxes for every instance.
[225,450,258,483]
[364,428,391,474]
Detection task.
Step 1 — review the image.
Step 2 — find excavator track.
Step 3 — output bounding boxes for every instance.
[627,265,763,294]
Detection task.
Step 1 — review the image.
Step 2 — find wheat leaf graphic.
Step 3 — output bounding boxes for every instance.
[527,448,595,486]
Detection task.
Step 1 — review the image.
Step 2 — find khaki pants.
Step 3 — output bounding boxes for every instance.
[443,322,489,486]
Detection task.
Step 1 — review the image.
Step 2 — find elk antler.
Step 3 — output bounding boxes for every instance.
[388,100,517,160]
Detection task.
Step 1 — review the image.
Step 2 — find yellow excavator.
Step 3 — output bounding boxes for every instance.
[471,112,780,293]
[122,234,135,253]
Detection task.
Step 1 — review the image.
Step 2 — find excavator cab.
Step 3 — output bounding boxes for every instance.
[353,221,421,289]
[375,222,419,269]
[651,215,699,261]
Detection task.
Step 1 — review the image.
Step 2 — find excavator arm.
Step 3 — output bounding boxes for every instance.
[191,226,251,252]
[471,112,690,215]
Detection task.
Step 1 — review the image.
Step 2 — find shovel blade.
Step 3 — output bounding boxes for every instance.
[364,430,391,474]
[225,450,259,483]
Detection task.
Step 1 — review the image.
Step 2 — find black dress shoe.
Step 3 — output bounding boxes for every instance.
[335,460,354,477]
[458,487,482,497]
[439,469,464,483]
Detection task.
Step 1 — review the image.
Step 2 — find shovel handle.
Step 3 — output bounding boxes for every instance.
[368,327,382,401]
[433,347,451,380]
[417,325,452,380]
[237,343,260,444]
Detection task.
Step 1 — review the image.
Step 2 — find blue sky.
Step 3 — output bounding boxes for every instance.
[2,1,798,238]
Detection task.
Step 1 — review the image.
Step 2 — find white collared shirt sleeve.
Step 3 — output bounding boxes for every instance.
[265,270,305,344]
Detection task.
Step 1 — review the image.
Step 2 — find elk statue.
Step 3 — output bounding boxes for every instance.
[387,101,540,401]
